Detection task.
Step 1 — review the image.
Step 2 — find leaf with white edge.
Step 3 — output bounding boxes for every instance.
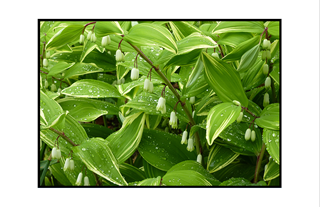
[79,41,97,63]
[119,163,146,183]
[106,112,145,164]
[143,159,166,178]
[82,123,114,139]
[167,160,220,186]
[162,170,212,186]
[263,158,279,181]
[138,129,196,171]
[63,63,104,79]
[241,59,265,91]
[237,44,260,72]
[48,61,75,76]
[202,52,248,107]
[213,21,265,34]
[255,103,280,130]
[219,177,266,186]
[169,21,203,39]
[206,102,241,145]
[176,32,217,55]
[49,163,72,186]
[129,176,161,186]
[40,114,88,156]
[196,94,222,116]
[61,79,121,98]
[116,76,162,96]
[263,129,280,164]
[73,138,128,186]
[58,97,119,122]
[145,114,162,130]
[218,32,254,47]
[124,23,178,54]
[207,144,240,173]
[94,21,124,37]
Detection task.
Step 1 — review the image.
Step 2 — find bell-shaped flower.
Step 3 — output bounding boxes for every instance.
[197,154,202,164]
[212,52,219,58]
[156,97,166,114]
[187,137,194,152]
[91,33,97,42]
[64,158,70,171]
[69,159,75,171]
[101,35,111,47]
[84,176,90,186]
[263,64,269,75]
[251,130,256,142]
[265,77,271,90]
[169,111,178,129]
[181,130,188,144]
[76,172,83,186]
[245,128,251,141]
[116,49,125,62]
[87,31,92,41]
[79,34,85,44]
[44,79,48,89]
[52,147,61,160]
[263,93,269,107]
[50,84,57,92]
[131,68,139,80]
[262,39,271,50]
[190,96,195,104]
[237,112,243,123]
[43,58,48,67]
[144,79,151,91]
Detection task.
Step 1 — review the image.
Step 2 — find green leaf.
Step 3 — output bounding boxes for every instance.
[83,49,116,72]
[263,158,280,181]
[47,61,75,76]
[176,32,217,55]
[46,25,83,51]
[213,21,265,34]
[207,144,240,173]
[82,123,113,138]
[219,177,267,186]
[241,59,265,90]
[267,21,279,38]
[63,63,104,79]
[202,52,248,107]
[40,160,50,186]
[107,112,146,164]
[94,21,124,37]
[222,35,260,61]
[166,160,220,185]
[169,21,203,39]
[143,159,166,178]
[237,44,260,72]
[206,102,241,145]
[58,97,119,122]
[79,41,97,63]
[196,93,222,116]
[73,138,127,186]
[145,114,162,130]
[263,129,280,164]
[218,32,254,47]
[49,163,72,186]
[119,163,146,183]
[255,103,280,130]
[270,60,280,84]
[61,79,121,98]
[129,176,161,186]
[124,23,178,54]
[162,170,212,186]
[116,76,162,96]
[138,129,196,171]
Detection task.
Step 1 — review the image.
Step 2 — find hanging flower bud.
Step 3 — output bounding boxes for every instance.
[261,51,267,61]
[69,159,75,171]
[245,128,251,141]
[197,154,202,164]
[79,34,85,44]
[46,51,50,58]
[91,33,97,42]
[263,64,269,75]
[116,49,125,62]
[187,137,194,152]
[233,100,241,107]
[52,147,61,159]
[192,111,195,118]
[212,52,219,58]
[44,79,49,89]
[50,84,57,92]
[144,79,151,91]
[131,68,139,80]
[265,77,271,90]
[101,35,111,47]
[190,96,195,104]
[169,111,178,129]
[266,50,271,60]
[156,97,166,114]
[181,130,188,144]
[251,130,256,142]
[131,21,138,27]
[43,58,48,67]
[87,31,92,41]
[76,172,83,186]
[64,158,70,171]
[237,111,243,123]
[84,176,90,186]
[148,81,154,93]
[262,39,271,50]
[263,93,269,107]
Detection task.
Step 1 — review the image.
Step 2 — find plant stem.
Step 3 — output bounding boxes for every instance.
[218,45,224,58]
[82,21,96,34]
[40,142,47,161]
[127,42,202,154]
[270,78,277,103]
[253,143,266,183]
[49,127,78,146]
[241,106,260,118]
[40,70,70,86]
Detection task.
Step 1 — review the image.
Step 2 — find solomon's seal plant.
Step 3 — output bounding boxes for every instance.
[39,20,280,187]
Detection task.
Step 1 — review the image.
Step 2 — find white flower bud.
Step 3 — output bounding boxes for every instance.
[148,81,153,93]
[197,154,202,164]
[131,21,138,27]
[144,79,151,91]
[169,111,178,129]
[46,51,50,58]
[87,31,92,41]
[64,158,70,171]
[156,97,166,114]
[265,77,271,90]
[212,52,219,58]
[262,39,271,50]
[91,33,97,42]
[51,84,57,92]
[251,130,256,142]
[266,50,271,60]
[187,138,194,152]
[263,93,269,107]
[192,111,195,118]
[101,35,111,47]
[263,64,269,75]
[76,172,83,186]
[131,68,139,80]
[79,34,85,44]
[84,176,90,186]
[69,159,74,171]
[261,51,267,61]
[245,128,251,141]
[190,96,195,104]
[43,58,48,67]
[52,147,61,159]
[237,111,243,123]
[181,130,188,144]
[116,49,125,62]
[44,79,49,89]
[233,100,241,107]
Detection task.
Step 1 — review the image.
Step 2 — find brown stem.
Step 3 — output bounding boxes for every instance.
[82,22,96,34]
[253,143,266,183]
[40,70,70,86]
[49,127,78,146]
[241,106,260,118]
[218,45,224,58]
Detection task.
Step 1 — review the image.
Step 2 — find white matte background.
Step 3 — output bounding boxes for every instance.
[0,1,319,206]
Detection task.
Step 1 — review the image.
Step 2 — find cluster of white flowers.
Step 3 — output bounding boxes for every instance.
[143,79,154,93]
[245,128,256,142]
[156,97,166,114]
[75,173,90,186]
[63,158,75,171]
[101,35,111,47]
[169,111,178,129]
